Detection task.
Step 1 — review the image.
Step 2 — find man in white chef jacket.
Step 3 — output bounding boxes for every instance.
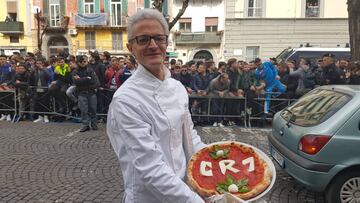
[106,9,207,203]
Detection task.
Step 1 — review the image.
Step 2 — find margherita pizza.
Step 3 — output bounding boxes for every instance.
[187,142,272,200]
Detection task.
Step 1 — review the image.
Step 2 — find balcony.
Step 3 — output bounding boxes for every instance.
[175,32,221,45]
[0,21,24,34]
[75,13,127,29]
[38,15,70,33]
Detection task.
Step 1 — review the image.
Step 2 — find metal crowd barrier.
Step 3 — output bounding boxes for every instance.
[0,86,17,122]
[2,87,298,126]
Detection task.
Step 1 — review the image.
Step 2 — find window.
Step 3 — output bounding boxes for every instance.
[84,0,95,14]
[245,46,259,61]
[111,0,122,26]
[179,18,191,33]
[10,36,19,43]
[49,0,60,27]
[281,89,350,126]
[205,17,218,32]
[85,31,96,50]
[112,32,123,50]
[305,0,320,17]
[247,0,263,17]
[7,1,17,21]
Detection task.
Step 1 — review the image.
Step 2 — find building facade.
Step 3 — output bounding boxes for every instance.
[224,0,349,61]
[0,0,34,56]
[169,0,225,64]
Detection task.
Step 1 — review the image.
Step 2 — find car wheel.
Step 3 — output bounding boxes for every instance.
[326,170,360,203]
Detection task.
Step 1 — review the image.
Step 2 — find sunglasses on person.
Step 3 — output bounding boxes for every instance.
[129,35,168,46]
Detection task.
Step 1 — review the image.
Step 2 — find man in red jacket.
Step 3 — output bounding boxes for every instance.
[104,57,122,108]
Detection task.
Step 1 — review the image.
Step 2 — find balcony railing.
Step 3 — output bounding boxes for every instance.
[175,32,222,44]
[75,13,108,27]
[109,15,127,27]
[75,13,127,28]
[0,21,24,34]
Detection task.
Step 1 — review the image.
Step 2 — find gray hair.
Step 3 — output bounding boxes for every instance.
[127,8,169,41]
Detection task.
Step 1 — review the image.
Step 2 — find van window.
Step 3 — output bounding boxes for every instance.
[281,89,351,126]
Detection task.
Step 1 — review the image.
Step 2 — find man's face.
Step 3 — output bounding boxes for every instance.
[16,66,26,74]
[35,61,43,69]
[0,57,7,66]
[126,19,167,72]
[243,65,250,72]
[220,74,229,84]
[57,59,64,67]
[198,65,205,74]
[339,60,349,69]
[322,57,333,67]
[119,58,125,68]
[111,58,119,69]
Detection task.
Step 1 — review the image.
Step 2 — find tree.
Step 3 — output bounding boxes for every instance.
[348,0,360,60]
[152,0,190,30]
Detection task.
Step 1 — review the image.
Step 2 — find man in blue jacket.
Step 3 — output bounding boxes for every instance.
[255,61,286,114]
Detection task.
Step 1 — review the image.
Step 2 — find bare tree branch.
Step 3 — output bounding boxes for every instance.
[153,0,165,12]
[169,0,190,30]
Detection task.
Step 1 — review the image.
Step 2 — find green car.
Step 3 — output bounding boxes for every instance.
[269,85,360,203]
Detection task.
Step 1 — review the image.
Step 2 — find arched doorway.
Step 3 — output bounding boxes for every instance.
[47,36,69,57]
[193,50,213,61]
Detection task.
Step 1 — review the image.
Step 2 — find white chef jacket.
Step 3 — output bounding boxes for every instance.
[107,64,206,203]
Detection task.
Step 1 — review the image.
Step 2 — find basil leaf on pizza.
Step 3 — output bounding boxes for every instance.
[187,142,273,200]
[209,145,230,159]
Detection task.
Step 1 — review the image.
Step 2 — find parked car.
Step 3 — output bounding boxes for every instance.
[268,85,360,203]
[276,47,351,66]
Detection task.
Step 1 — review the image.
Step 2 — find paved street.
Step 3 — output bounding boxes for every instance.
[0,121,325,202]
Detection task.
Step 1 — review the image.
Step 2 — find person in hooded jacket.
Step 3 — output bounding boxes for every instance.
[255,61,286,114]
[73,55,100,132]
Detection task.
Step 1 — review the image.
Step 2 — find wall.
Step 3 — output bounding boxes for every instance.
[75,30,127,53]
[227,0,348,18]
[172,0,225,32]
[224,18,349,61]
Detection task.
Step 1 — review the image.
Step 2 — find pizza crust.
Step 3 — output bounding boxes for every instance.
[187,142,273,200]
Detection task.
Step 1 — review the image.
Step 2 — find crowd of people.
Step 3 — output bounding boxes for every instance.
[1,47,360,129]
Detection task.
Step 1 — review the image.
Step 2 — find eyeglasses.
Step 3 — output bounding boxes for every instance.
[129,35,168,46]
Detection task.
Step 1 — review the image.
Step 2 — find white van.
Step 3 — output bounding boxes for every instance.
[276,47,351,65]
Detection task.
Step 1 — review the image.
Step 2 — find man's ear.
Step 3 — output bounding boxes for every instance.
[126,43,132,54]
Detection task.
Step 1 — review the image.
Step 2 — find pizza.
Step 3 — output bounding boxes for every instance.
[187,142,272,200]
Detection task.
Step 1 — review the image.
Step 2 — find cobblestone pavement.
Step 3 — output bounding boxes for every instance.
[0,121,325,202]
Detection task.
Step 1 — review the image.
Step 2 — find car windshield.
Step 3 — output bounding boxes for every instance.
[276,48,293,64]
[281,89,351,126]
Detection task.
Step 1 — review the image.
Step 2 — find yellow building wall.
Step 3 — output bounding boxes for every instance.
[72,30,128,54]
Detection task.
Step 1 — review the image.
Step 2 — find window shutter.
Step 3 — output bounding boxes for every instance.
[162,0,168,15]
[43,0,49,17]
[60,0,65,17]
[144,0,150,8]
[122,0,127,15]
[104,0,110,13]
[77,0,83,13]
[94,0,100,12]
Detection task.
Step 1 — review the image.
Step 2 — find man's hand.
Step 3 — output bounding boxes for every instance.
[237,89,244,96]
[218,91,224,97]
[276,75,281,80]
[74,75,80,80]
[15,80,20,84]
